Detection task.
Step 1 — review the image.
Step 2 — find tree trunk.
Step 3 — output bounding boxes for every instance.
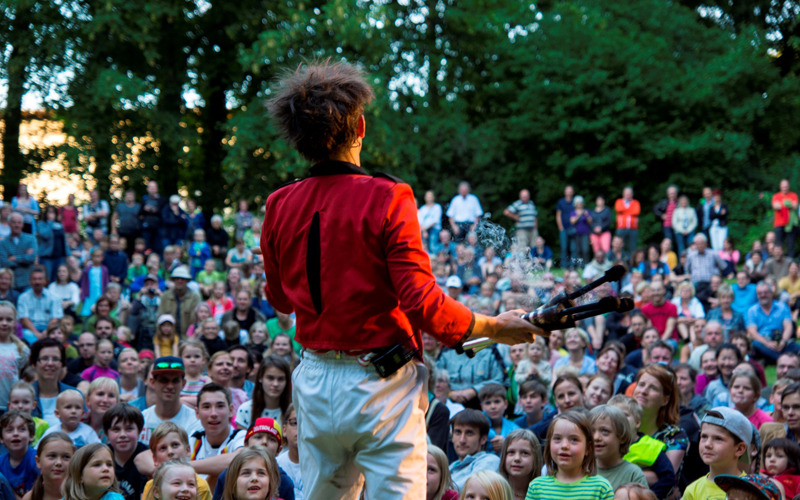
[2,41,28,200]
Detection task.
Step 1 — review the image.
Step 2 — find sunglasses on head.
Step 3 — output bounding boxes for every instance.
[154,361,183,370]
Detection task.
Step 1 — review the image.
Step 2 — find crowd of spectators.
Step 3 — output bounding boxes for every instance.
[0,177,797,499]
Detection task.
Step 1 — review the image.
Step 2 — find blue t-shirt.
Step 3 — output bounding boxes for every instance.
[746,301,791,339]
[732,283,758,314]
[0,447,39,498]
[557,198,574,228]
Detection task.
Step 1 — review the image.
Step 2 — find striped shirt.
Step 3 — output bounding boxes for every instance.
[526,474,613,500]
[506,200,538,229]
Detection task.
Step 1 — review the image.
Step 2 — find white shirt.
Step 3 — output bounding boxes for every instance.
[189,426,246,479]
[418,203,443,231]
[277,451,304,500]
[446,194,483,223]
[140,404,201,444]
[234,400,282,430]
[43,421,101,447]
[40,396,59,428]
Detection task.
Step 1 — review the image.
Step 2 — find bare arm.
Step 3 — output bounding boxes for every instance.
[556,210,564,232]
[661,317,677,341]
[666,449,685,475]
[191,448,241,475]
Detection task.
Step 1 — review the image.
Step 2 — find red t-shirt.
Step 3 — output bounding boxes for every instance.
[640,301,678,337]
[772,192,798,227]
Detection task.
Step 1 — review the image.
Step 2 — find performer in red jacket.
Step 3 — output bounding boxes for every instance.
[261,61,539,499]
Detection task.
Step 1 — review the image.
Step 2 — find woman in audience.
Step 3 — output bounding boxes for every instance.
[208,351,248,420]
[670,281,705,343]
[85,377,120,443]
[552,328,596,376]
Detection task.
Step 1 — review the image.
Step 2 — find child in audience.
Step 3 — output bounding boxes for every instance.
[146,461,197,500]
[126,253,147,286]
[608,395,675,499]
[154,315,179,358]
[8,381,49,445]
[61,443,124,500]
[196,260,223,299]
[186,303,212,338]
[612,483,657,500]
[528,336,552,386]
[247,321,269,359]
[276,404,303,500]
[526,411,613,499]
[584,374,613,410]
[498,429,541,499]
[26,431,76,500]
[179,339,210,409]
[427,444,458,500]
[513,380,550,429]
[682,407,751,499]
[589,405,647,489]
[82,339,121,382]
[0,410,39,499]
[188,229,211,278]
[221,448,279,500]
[142,422,211,500]
[730,371,773,430]
[479,383,520,454]
[695,349,719,396]
[103,403,149,500]
[199,318,227,356]
[115,326,133,349]
[42,389,101,447]
[45,323,78,359]
[761,438,800,499]
[0,301,28,412]
[460,470,513,500]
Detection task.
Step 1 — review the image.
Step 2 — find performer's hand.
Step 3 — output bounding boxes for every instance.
[474,309,539,346]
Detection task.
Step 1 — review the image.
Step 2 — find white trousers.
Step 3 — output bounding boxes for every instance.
[293,351,428,500]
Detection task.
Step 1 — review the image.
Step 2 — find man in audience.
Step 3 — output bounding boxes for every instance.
[140,356,201,443]
[0,212,37,292]
[732,270,758,315]
[688,320,724,370]
[157,266,201,336]
[449,409,500,491]
[503,188,538,250]
[746,281,800,363]
[772,179,798,258]
[555,185,575,268]
[641,282,678,344]
[614,186,640,254]
[686,233,727,299]
[17,266,63,343]
[447,181,483,243]
[765,244,792,283]
[227,345,255,397]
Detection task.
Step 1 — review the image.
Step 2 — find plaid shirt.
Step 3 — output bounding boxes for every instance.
[0,233,38,289]
[686,248,726,283]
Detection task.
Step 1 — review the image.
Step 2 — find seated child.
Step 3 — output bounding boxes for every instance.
[0,410,39,499]
[81,338,121,382]
[713,473,781,500]
[682,407,751,499]
[480,383,520,454]
[41,389,101,447]
[513,380,551,430]
[103,403,150,500]
[589,404,647,489]
[7,381,49,446]
[761,438,800,499]
[608,394,676,499]
[142,422,212,500]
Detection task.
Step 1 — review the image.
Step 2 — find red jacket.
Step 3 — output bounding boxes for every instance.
[260,161,474,351]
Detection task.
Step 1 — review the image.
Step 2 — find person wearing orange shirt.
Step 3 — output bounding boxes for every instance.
[614,186,641,254]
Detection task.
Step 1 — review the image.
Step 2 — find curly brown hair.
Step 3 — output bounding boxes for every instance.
[267,60,374,162]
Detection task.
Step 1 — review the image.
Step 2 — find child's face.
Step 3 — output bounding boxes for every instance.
[549,330,563,350]
[262,367,287,400]
[592,415,621,463]
[701,352,718,377]
[612,404,640,433]
[133,254,144,266]
[196,307,210,323]
[204,260,215,273]
[83,448,115,496]
[91,250,103,265]
[246,432,281,456]
[158,466,197,500]
[61,317,74,334]
[272,336,291,356]
[154,431,191,466]
[520,392,544,415]
[284,410,298,449]
[504,438,535,479]
[765,447,789,476]
[8,389,35,412]
[8,389,36,413]
[426,453,442,500]
[529,343,543,361]
[509,344,526,365]
[160,322,174,335]
[730,377,757,409]
[235,457,270,500]
[1,416,32,453]
[36,439,73,483]
[203,322,219,339]
[107,417,140,456]
[462,480,490,500]
[250,327,267,345]
[480,395,508,421]
[0,305,15,338]
[549,419,587,474]
[585,379,612,409]
[182,346,205,376]
[718,349,739,378]
[97,343,114,367]
[55,395,84,430]
[194,230,205,242]
[699,423,744,467]
[87,386,118,415]
[554,381,584,413]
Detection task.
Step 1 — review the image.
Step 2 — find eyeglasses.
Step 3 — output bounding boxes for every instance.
[37,356,62,364]
[154,361,183,371]
[285,419,297,427]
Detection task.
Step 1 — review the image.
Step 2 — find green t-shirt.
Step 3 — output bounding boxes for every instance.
[526,474,613,500]
[266,317,301,353]
[597,459,648,490]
